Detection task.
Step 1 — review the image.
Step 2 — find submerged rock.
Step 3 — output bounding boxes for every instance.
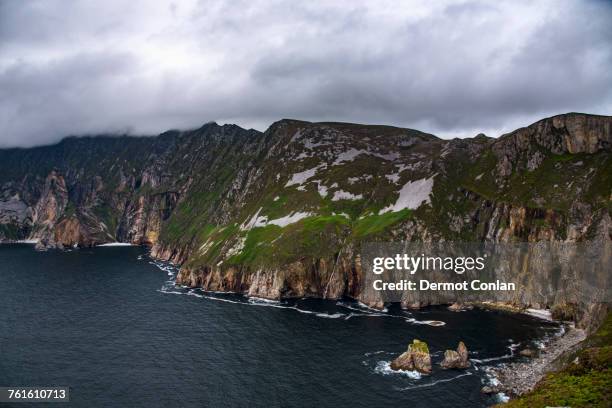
[440,341,470,369]
[391,339,432,374]
[519,348,536,358]
[448,302,463,311]
[448,302,473,312]
[481,385,502,394]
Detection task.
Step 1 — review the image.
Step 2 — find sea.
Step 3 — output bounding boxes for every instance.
[0,244,562,407]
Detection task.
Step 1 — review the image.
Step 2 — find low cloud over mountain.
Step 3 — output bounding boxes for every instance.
[1,0,611,147]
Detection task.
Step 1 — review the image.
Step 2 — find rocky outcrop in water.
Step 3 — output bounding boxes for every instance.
[391,339,432,374]
[440,341,470,369]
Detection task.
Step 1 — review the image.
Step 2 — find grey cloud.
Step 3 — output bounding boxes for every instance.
[0,0,611,147]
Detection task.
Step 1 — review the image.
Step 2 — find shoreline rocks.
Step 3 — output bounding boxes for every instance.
[481,385,502,395]
[440,341,471,369]
[491,326,586,396]
[448,302,473,312]
[519,348,536,358]
[391,339,432,374]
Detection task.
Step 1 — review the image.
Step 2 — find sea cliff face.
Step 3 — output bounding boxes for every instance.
[1,113,610,325]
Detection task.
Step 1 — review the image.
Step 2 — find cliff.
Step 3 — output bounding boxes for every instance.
[1,113,610,325]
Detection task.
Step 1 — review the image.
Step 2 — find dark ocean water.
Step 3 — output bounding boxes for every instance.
[0,244,561,408]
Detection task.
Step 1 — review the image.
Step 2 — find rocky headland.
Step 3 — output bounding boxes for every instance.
[0,113,610,330]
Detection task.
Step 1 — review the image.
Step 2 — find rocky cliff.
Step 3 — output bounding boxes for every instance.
[1,113,610,324]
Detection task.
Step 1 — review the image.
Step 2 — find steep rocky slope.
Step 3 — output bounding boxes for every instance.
[1,113,610,323]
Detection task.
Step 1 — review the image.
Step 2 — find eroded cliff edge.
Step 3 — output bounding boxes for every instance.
[1,113,610,327]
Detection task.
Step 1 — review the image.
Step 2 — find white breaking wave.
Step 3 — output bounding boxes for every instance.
[156,290,184,295]
[374,361,422,379]
[248,297,281,305]
[469,340,519,365]
[316,313,345,319]
[356,301,389,313]
[496,393,510,403]
[405,318,446,326]
[159,289,351,320]
[16,239,39,244]
[396,372,473,390]
[364,350,391,357]
[471,354,513,364]
[187,290,204,298]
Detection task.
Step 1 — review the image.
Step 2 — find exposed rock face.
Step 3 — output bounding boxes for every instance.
[440,341,470,369]
[391,339,432,374]
[551,303,578,321]
[0,113,610,326]
[30,171,69,244]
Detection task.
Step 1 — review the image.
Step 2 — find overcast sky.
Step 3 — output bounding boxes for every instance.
[1,0,611,147]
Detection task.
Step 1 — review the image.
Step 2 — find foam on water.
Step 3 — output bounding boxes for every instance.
[374,361,422,379]
[157,284,450,326]
[335,301,399,318]
[156,290,184,295]
[357,301,389,313]
[315,313,345,319]
[471,354,513,364]
[496,393,510,403]
[1,244,564,407]
[405,318,446,326]
[248,297,281,305]
[364,351,391,357]
[187,290,204,298]
[396,372,474,390]
[471,339,520,365]
[148,256,447,327]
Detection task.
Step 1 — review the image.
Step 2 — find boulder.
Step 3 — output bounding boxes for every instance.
[391,339,432,374]
[440,341,470,369]
[448,302,473,312]
[519,348,536,357]
[448,302,463,311]
[481,385,502,394]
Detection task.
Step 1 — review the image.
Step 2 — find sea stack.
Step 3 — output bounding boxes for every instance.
[391,339,432,374]
[440,341,471,369]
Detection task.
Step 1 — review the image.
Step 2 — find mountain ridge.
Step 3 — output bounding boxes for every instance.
[3,111,608,152]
